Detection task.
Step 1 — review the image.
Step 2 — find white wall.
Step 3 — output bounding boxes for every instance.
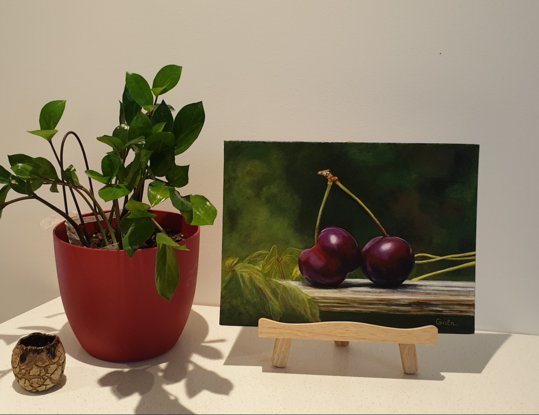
[0,1,538,335]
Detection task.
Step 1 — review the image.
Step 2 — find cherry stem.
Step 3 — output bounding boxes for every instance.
[415,251,476,264]
[412,261,476,281]
[314,181,333,243]
[318,170,389,237]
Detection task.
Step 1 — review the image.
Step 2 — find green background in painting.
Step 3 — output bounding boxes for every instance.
[222,141,479,282]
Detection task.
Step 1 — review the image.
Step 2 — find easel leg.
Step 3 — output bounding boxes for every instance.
[398,344,418,374]
[334,341,349,347]
[271,338,292,368]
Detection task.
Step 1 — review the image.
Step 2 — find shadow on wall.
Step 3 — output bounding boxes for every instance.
[224,326,510,381]
[2,310,234,414]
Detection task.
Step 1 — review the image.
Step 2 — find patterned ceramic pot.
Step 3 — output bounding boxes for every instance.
[11,333,66,392]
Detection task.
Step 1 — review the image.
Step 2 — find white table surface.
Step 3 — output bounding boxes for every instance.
[1,298,538,414]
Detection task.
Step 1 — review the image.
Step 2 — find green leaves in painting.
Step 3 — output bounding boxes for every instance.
[125,72,153,108]
[152,65,182,96]
[155,232,188,301]
[173,102,205,155]
[220,257,319,326]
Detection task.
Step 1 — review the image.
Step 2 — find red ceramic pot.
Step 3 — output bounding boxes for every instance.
[53,210,199,362]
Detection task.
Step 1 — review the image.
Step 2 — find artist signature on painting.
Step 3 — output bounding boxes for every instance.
[436,318,458,327]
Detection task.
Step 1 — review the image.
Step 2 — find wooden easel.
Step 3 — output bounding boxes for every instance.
[258,319,438,374]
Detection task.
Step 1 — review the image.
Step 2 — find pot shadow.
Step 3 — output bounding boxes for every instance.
[224,326,511,381]
[57,310,233,414]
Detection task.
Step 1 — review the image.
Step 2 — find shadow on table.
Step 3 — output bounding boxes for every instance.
[224,326,511,381]
[12,375,68,395]
[4,310,233,414]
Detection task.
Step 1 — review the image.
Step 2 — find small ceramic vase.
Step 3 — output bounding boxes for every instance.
[11,333,66,392]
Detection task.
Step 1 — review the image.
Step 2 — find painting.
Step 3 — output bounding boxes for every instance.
[220,142,479,334]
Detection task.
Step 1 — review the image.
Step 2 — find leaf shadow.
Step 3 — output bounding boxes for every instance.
[56,310,234,414]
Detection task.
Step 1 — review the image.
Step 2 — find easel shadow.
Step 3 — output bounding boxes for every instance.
[224,326,511,381]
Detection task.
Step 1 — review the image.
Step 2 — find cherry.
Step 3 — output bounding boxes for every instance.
[298,227,360,286]
[360,236,415,287]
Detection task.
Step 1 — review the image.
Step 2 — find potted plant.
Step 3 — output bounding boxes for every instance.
[0,65,217,362]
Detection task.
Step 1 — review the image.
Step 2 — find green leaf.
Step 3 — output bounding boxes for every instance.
[11,163,33,179]
[62,165,80,186]
[182,194,217,226]
[156,232,189,250]
[151,87,165,96]
[39,100,66,130]
[30,157,58,180]
[145,132,175,152]
[120,214,136,234]
[122,218,155,258]
[119,100,126,125]
[122,136,145,150]
[0,165,11,185]
[8,154,33,167]
[101,152,122,178]
[125,199,150,212]
[122,86,141,125]
[169,189,192,212]
[125,72,153,107]
[151,122,167,134]
[173,102,205,155]
[152,65,182,96]
[85,170,110,184]
[148,181,171,207]
[97,135,124,152]
[127,210,157,219]
[99,184,131,202]
[0,185,10,219]
[25,176,43,194]
[9,176,27,194]
[128,112,152,141]
[123,154,142,187]
[112,124,129,144]
[151,101,174,133]
[140,149,152,168]
[28,129,58,141]
[155,244,180,301]
[50,180,59,193]
[166,165,189,188]
[149,151,174,177]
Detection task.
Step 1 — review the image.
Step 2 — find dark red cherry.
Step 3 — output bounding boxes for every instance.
[360,236,415,287]
[298,227,360,286]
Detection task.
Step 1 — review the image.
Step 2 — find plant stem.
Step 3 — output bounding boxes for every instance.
[0,196,33,209]
[32,193,88,246]
[78,187,118,246]
[113,200,123,249]
[319,169,389,237]
[152,218,166,233]
[314,181,333,243]
[412,261,476,281]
